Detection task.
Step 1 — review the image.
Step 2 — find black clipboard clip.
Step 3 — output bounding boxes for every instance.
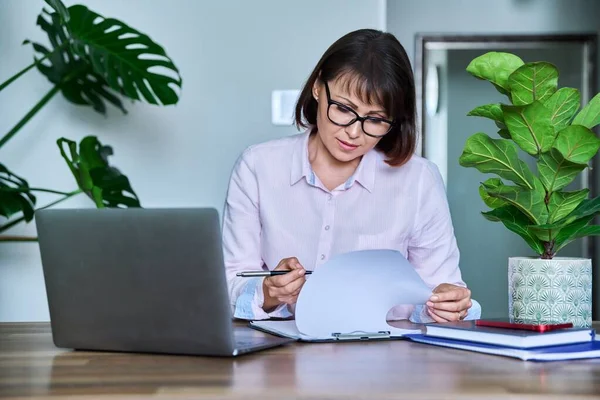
[331,331,391,340]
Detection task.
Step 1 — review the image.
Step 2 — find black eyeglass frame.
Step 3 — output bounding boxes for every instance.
[323,81,396,138]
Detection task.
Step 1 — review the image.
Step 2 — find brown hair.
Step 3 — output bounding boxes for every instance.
[294,29,417,166]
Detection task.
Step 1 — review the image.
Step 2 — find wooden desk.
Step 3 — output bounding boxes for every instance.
[1,322,600,399]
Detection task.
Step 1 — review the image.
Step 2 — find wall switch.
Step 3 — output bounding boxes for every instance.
[271,90,300,125]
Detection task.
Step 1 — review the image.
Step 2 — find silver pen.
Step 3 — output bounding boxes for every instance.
[236,270,313,277]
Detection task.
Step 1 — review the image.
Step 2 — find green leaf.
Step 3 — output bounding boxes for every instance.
[484,179,548,225]
[570,225,600,239]
[57,136,141,208]
[562,196,600,224]
[543,88,581,132]
[44,0,70,23]
[502,101,555,155]
[466,52,524,94]
[26,11,126,114]
[547,189,589,224]
[67,5,182,106]
[0,163,36,222]
[573,93,600,129]
[497,128,511,139]
[459,133,535,189]
[482,205,544,255]
[538,149,586,192]
[554,215,595,253]
[508,62,558,106]
[467,103,505,125]
[553,125,600,164]
[479,178,507,209]
[529,224,561,242]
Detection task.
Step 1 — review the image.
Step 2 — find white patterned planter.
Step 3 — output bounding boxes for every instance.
[508,257,592,328]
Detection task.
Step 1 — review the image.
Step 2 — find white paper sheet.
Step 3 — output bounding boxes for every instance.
[294,249,432,338]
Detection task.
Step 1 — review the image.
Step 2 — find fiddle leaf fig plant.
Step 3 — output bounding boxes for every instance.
[459,51,600,259]
[0,0,181,239]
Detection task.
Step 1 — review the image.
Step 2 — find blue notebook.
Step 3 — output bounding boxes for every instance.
[406,334,600,361]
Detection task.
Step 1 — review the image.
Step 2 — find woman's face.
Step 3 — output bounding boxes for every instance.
[312,76,390,163]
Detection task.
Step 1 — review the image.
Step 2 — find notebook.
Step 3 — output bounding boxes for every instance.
[406,334,600,361]
[250,320,420,342]
[424,321,594,349]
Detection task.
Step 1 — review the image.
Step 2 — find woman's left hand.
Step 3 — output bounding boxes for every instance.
[426,283,472,323]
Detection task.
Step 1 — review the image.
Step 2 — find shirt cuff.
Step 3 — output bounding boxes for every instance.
[409,299,482,323]
[233,277,294,320]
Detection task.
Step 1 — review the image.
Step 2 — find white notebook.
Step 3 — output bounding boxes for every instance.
[250,320,420,342]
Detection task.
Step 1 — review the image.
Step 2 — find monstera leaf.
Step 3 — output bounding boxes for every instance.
[44,0,69,22]
[58,136,141,208]
[26,10,126,114]
[25,2,181,113]
[68,5,181,106]
[0,164,36,222]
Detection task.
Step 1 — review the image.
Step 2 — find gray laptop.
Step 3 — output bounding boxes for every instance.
[35,207,293,356]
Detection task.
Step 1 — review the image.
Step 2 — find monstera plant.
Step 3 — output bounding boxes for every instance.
[458,51,600,327]
[0,0,182,240]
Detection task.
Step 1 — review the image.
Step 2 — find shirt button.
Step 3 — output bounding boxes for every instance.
[324,225,330,231]
[327,195,332,201]
[320,254,325,260]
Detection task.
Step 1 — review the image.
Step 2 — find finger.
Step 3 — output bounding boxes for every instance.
[430,307,462,322]
[427,307,448,323]
[279,295,299,305]
[286,257,304,270]
[272,269,306,287]
[427,297,472,313]
[277,275,306,296]
[429,288,470,303]
[274,257,304,271]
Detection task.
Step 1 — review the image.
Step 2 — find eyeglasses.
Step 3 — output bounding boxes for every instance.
[324,81,395,138]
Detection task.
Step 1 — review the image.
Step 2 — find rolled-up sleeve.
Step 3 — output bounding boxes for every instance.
[222,148,292,320]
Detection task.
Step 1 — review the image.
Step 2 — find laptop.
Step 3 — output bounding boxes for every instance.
[35,207,293,356]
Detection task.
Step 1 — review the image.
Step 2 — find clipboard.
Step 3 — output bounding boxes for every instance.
[249,320,418,342]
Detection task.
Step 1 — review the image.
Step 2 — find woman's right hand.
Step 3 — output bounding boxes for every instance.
[262,257,307,311]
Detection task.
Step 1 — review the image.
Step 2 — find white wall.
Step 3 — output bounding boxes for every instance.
[0,0,383,322]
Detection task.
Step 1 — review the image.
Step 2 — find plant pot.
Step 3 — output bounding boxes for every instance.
[508,257,592,328]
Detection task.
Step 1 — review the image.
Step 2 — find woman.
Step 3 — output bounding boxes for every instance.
[222,29,480,323]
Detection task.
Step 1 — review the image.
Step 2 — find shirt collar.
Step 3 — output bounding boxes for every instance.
[290,130,377,193]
